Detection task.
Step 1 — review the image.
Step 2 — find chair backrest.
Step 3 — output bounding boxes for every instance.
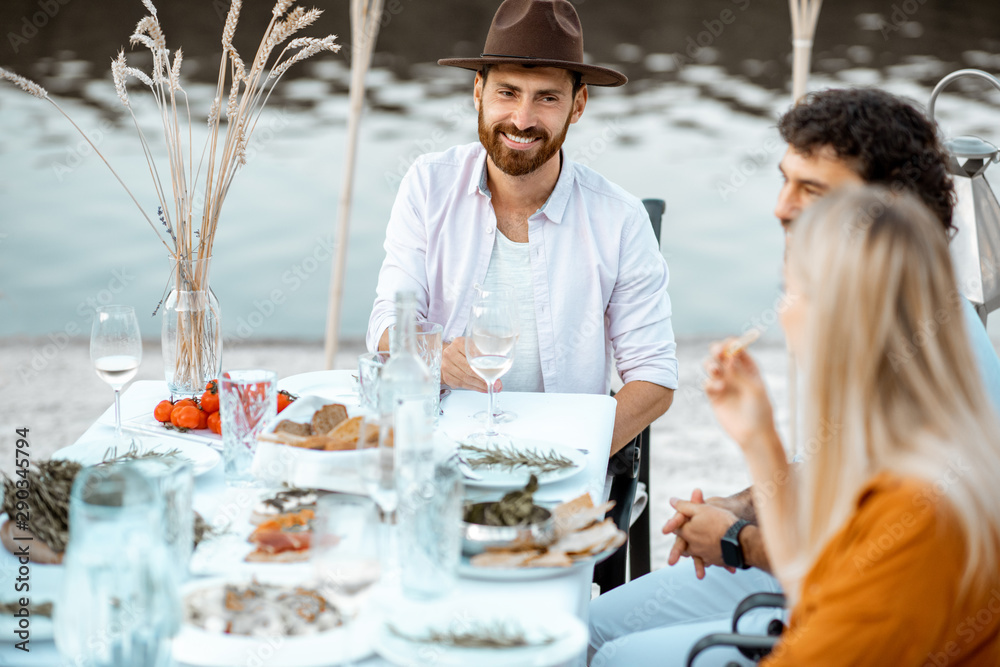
[642,198,665,244]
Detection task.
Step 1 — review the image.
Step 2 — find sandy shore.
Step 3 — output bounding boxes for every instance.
[0,334,888,570]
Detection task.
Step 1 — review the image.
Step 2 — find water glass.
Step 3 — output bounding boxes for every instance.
[219,369,277,486]
[55,464,179,667]
[396,458,463,600]
[128,457,194,583]
[312,495,382,621]
[357,412,397,515]
[390,321,443,423]
[358,351,391,412]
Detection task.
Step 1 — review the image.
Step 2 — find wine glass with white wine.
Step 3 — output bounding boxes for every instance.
[90,305,142,447]
[472,285,520,424]
[465,292,518,447]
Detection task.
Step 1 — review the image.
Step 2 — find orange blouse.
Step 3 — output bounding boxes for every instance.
[761,472,1000,666]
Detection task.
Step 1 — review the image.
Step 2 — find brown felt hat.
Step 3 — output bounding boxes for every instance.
[438,0,627,87]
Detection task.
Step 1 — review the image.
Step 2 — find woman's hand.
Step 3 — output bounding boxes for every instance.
[703,341,776,451]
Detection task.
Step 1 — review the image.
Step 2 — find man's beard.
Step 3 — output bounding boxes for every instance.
[478,105,572,177]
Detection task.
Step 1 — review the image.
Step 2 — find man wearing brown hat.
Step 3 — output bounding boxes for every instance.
[367,0,678,455]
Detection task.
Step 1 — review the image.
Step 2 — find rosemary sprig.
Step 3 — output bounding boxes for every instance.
[101,442,184,465]
[386,620,558,648]
[1,460,82,552]
[459,442,575,474]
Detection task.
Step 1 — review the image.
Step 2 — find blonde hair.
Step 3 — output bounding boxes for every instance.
[785,184,1000,597]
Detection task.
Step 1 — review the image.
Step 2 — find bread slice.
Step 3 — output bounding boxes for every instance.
[274,419,312,436]
[312,404,348,435]
[326,415,363,450]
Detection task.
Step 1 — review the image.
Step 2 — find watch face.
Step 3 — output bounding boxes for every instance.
[721,520,748,569]
[721,537,743,569]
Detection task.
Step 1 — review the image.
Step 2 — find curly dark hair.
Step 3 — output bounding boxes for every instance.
[778,88,956,235]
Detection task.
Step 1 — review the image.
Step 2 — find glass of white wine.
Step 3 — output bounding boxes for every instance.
[90,305,142,446]
[472,285,520,424]
[465,292,518,447]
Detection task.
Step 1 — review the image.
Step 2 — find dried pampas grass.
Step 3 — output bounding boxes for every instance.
[0,0,341,272]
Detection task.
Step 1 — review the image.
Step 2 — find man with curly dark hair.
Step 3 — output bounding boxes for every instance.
[773,87,956,235]
[588,87,1000,667]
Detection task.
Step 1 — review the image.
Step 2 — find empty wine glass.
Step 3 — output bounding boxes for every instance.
[90,305,142,446]
[465,292,518,447]
[313,496,382,646]
[472,285,520,424]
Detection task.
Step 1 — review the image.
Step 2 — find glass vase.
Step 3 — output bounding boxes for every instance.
[161,256,222,398]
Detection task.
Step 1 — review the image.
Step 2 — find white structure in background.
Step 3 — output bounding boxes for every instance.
[929,69,1000,326]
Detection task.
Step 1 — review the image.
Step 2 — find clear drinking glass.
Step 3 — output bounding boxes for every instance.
[312,495,382,635]
[357,412,397,516]
[55,464,179,667]
[390,321,444,423]
[465,292,518,447]
[357,351,391,412]
[471,286,519,424]
[396,459,463,600]
[219,369,277,487]
[90,305,142,446]
[128,458,194,584]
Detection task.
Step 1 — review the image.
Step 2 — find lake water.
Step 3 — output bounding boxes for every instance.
[2,0,1000,344]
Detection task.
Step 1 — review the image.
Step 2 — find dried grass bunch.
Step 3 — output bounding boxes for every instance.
[0,0,340,274]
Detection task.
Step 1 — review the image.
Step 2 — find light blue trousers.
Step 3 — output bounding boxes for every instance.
[589,564,785,667]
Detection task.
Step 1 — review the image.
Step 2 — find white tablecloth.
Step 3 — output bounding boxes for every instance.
[0,374,617,667]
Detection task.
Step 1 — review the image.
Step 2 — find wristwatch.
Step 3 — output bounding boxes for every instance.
[721,518,751,570]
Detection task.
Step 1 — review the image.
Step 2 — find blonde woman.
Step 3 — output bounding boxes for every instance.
[702,185,1000,664]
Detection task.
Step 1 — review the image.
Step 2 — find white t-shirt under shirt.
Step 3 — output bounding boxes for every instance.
[480,230,545,392]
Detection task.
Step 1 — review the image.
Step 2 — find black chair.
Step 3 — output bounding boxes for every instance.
[686,593,787,666]
[592,198,665,593]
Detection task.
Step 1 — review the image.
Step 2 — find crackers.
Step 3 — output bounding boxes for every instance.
[469,493,626,569]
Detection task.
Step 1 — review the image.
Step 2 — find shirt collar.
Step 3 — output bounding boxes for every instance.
[469,147,576,225]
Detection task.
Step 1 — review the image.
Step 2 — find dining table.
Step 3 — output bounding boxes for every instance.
[0,370,618,667]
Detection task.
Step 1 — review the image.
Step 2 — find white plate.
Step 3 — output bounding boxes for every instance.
[51,438,221,476]
[122,411,220,448]
[173,575,377,667]
[375,600,587,667]
[456,439,586,489]
[457,544,619,581]
[279,371,359,403]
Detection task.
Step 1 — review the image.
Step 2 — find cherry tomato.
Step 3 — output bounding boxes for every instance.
[153,400,175,423]
[195,408,209,430]
[170,399,197,428]
[173,406,202,430]
[200,381,220,414]
[207,411,222,435]
[277,390,298,413]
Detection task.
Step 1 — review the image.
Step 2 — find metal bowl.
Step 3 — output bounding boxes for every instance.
[461,503,555,556]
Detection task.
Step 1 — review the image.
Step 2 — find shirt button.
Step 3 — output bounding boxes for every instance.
[486,226,494,234]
